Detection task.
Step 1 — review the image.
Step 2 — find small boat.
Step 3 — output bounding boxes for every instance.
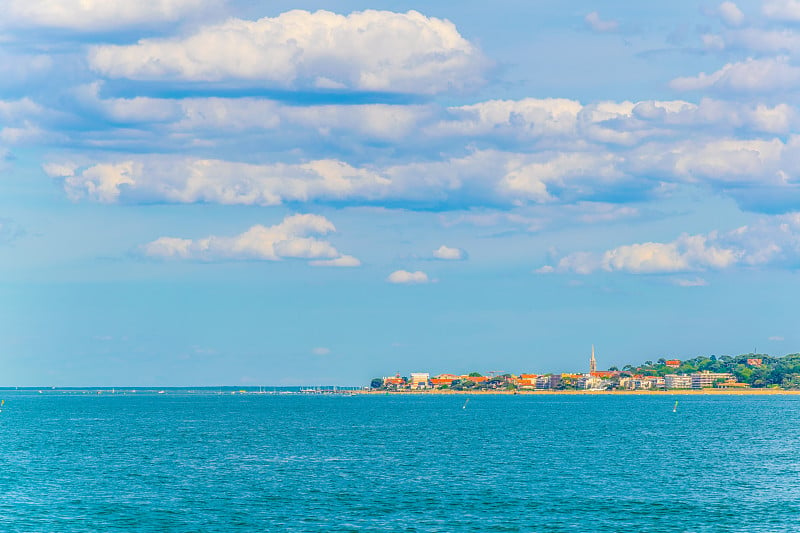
[673,400,678,413]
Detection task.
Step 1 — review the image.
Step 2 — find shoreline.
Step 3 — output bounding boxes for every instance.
[357,388,800,395]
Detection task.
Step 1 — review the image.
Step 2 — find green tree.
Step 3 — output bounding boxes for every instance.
[468,372,483,377]
[370,378,384,389]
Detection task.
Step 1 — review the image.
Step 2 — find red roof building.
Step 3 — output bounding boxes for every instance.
[590,371,618,378]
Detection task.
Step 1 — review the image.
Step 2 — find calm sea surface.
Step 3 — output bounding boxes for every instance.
[1,392,799,532]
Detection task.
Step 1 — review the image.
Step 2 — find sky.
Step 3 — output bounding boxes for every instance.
[1,0,799,386]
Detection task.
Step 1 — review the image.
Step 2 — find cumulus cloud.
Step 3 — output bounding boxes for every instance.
[387,270,429,284]
[142,213,359,265]
[763,0,800,21]
[627,138,787,186]
[432,245,466,260]
[540,212,800,274]
[584,12,619,33]
[543,233,738,274]
[670,57,800,93]
[700,27,800,55]
[426,97,796,147]
[88,10,487,94]
[44,130,800,213]
[309,255,361,267]
[2,0,219,31]
[718,2,745,27]
[43,150,629,208]
[171,98,431,140]
[47,157,391,205]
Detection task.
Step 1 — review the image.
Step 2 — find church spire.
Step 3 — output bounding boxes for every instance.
[590,345,597,374]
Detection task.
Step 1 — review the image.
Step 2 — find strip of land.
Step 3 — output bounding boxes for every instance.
[357,388,800,395]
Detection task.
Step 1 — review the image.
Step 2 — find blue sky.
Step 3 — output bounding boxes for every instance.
[1,0,799,385]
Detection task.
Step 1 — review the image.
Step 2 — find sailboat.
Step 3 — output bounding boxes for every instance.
[673,401,679,413]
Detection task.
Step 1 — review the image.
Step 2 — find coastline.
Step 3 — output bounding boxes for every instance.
[357,388,800,395]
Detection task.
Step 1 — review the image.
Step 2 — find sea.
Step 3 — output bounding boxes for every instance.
[1,390,798,532]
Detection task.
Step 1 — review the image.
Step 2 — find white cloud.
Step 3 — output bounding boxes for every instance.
[429,97,796,146]
[602,234,740,272]
[769,336,785,341]
[764,0,800,21]
[545,233,739,275]
[387,270,429,284]
[430,98,583,143]
[433,245,466,260]
[143,214,359,265]
[44,132,800,213]
[584,12,619,33]
[309,255,361,267]
[718,2,745,27]
[700,27,800,55]
[311,347,331,355]
[47,157,391,205]
[540,212,800,274]
[672,277,709,287]
[441,203,641,235]
[670,57,800,93]
[44,150,628,208]
[88,10,487,94]
[500,152,624,202]
[3,0,219,31]
[628,138,786,186]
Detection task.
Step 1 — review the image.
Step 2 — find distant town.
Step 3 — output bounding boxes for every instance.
[369,348,800,391]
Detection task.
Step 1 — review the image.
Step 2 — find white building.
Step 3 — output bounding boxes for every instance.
[409,373,430,389]
[665,374,692,389]
[691,371,733,389]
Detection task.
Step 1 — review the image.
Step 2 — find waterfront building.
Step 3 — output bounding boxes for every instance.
[576,375,606,390]
[383,377,405,389]
[620,376,660,390]
[664,374,692,389]
[715,381,749,388]
[590,371,618,379]
[431,374,459,387]
[409,373,430,389]
[691,371,734,389]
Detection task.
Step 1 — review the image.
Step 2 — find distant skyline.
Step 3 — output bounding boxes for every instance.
[1,0,799,385]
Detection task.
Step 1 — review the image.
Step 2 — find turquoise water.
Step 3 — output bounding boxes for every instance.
[1,392,799,532]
